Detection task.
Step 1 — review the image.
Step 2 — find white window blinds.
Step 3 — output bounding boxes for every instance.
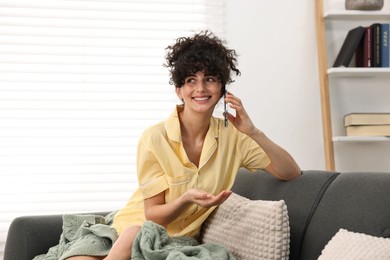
[0,0,224,258]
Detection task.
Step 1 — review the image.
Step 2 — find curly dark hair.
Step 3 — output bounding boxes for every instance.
[164,31,241,95]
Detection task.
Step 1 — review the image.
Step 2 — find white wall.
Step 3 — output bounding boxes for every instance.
[224,0,325,171]
[224,0,390,173]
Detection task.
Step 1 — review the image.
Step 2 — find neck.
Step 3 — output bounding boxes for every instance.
[178,109,211,140]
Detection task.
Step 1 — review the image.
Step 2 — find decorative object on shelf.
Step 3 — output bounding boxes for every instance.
[345,0,384,10]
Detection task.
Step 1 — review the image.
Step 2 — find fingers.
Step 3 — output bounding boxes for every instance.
[225,92,249,120]
[214,190,232,204]
[190,190,232,208]
[224,92,255,133]
[225,92,243,111]
[189,189,212,200]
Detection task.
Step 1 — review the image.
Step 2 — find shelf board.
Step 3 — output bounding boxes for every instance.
[325,10,390,20]
[333,136,390,142]
[327,67,390,77]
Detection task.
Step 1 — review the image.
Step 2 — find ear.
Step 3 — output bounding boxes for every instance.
[175,87,182,100]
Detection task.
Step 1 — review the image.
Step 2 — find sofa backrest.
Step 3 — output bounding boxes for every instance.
[232,169,339,260]
[300,172,390,260]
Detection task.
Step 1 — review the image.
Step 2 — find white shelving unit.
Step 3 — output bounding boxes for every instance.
[325,10,390,20]
[328,67,390,77]
[333,136,390,142]
[315,0,390,171]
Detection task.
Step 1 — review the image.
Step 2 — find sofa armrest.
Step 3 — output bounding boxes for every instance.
[4,214,64,260]
[4,212,111,260]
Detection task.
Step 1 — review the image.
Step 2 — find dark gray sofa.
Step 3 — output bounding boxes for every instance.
[4,169,390,260]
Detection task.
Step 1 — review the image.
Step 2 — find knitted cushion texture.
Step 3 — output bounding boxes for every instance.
[200,193,290,260]
[318,229,390,260]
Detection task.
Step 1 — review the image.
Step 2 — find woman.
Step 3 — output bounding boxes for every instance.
[68,31,300,260]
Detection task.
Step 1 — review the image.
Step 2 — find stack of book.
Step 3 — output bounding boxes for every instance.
[344,113,390,136]
[333,23,389,68]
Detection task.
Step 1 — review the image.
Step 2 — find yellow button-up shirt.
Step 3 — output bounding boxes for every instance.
[112,105,270,238]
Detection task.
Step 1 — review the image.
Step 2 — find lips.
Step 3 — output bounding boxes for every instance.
[192,96,211,101]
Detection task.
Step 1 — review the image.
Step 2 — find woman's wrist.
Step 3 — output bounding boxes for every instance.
[179,192,192,207]
[248,127,264,138]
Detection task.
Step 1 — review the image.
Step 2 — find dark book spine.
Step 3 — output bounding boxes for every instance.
[372,23,381,67]
[381,23,389,67]
[356,26,372,67]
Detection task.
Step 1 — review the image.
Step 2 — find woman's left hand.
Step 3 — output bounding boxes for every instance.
[224,92,258,136]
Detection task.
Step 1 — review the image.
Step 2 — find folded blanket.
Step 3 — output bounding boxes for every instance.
[132,221,236,260]
[33,211,118,260]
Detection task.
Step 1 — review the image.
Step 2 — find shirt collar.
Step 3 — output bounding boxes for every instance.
[165,105,220,143]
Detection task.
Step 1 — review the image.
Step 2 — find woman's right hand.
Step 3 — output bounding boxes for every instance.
[183,189,232,208]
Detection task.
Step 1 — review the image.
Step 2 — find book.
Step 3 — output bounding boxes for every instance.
[381,23,389,67]
[346,125,390,136]
[344,113,390,126]
[356,26,373,67]
[372,23,381,67]
[333,26,365,67]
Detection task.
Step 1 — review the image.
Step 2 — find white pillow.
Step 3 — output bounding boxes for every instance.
[318,228,390,260]
[200,193,290,260]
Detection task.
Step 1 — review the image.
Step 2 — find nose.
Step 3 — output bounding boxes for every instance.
[196,79,207,91]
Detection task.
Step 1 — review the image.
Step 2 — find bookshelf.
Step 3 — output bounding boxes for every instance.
[315,0,390,171]
[328,67,390,77]
[325,10,390,20]
[333,136,390,142]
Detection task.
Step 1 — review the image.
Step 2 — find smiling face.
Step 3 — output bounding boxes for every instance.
[175,71,222,114]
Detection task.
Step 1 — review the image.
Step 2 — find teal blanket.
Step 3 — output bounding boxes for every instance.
[32,213,234,260]
[33,212,118,260]
[132,221,235,260]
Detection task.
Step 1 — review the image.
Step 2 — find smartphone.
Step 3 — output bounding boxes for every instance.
[224,93,228,127]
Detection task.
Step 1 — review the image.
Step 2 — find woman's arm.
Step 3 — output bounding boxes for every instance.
[143,189,231,227]
[225,92,301,181]
[248,129,301,181]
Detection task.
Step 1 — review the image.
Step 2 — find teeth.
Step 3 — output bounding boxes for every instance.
[193,97,209,101]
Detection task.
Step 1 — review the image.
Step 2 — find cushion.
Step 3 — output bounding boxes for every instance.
[318,229,390,260]
[200,192,290,260]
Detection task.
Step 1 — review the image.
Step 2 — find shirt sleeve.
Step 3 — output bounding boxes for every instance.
[136,132,169,199]
[238,132,271,171]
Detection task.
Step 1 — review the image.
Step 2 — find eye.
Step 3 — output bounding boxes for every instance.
[185,77,196,84]
[206,76,216,82]
[205,76,220,85]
